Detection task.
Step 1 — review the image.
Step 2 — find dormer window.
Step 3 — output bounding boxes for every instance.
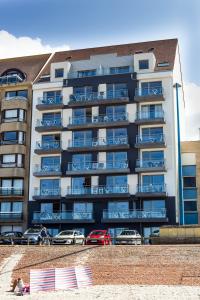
[0,68,26,85]
[139,60,149,70]
[55,68,64,78]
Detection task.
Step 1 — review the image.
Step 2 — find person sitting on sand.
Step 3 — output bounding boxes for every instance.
[10,278,25,294]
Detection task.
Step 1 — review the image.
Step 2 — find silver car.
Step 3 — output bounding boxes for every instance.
[52,230,85,245]
[115,230,141,245]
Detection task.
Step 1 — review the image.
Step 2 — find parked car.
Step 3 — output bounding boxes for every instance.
[149,229,160,244]
[115,230,141,245]
[0,231,23,245]
[52,230,85,245]
[22,225,50,245]
[86,230,111,245]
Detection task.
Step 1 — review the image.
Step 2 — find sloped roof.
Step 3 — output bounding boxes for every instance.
[0,53,51,83]
[38,38,178,80]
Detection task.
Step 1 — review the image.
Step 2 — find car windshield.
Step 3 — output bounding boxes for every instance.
[120,230,136,235]
[58,231,74,236]
[90,231,105,235]
[24,228,41,234]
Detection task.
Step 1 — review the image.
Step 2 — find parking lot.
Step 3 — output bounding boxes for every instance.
[0,244,198,286]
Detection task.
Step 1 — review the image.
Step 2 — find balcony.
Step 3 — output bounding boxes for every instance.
[135,110,165,125]
[102,209,168,223]
[36,96,64,110]
[135,159,166,173]
[68,113,129,130]
[68,90,129,107]
[0,74,23,85]
[0,188,24,197]
[135,134,165,148]
[32,211,94,224]
[33,164,62,177]
[68,137,129,152]
[67,67,133,79]
[136,184,167,197]
[35,119,63,132]
[0,163,25,177]
[134,87,164,102]
[66,185,130,199]
[0,212,23,223]
[33,188,62,200]
[66,161,130,175]
[34,141,62,154]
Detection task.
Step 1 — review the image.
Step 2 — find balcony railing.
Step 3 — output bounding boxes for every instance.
[136,110,164,121]
[67,161,128,171]
[137,184,166,193]
[34,188,61,197]
[0,140,25,146]
[0,74,24,85]
[69,89,129,104]
[67,67,133,79]
[35,141,62,150]
[0,162,23,168]
[36,119,62,127]
[68,136,128,148]
[136,159,165,169]
[0,188,23,196]
[136,134,165,144]
[103,209,167,219]
[0,212,23,220]
[135,87,163,97]
[37,96,63,105]
[67,185,129,195]
[34,164,61,173]
[33,211,93,221]
[69,113,128,126]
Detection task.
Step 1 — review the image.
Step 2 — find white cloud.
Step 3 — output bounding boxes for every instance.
[183,82,200,141]
[0,30,70,58]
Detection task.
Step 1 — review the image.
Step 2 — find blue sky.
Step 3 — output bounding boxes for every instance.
[0,0,199,84]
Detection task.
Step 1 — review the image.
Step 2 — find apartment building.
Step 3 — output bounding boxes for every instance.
[0,54,51,232]
[29,39,184,239]
[181,141,200,224]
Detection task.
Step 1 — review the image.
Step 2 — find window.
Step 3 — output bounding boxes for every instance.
[183,177,196,188]
[106,175,127,186]
[142,175,164,185]
[41,156,60,167]
[182,165,196,176]
[110,66,130,74]
[5,90,28,99]
[40,179,60,194]
[139,60,149,70]
[140,104,162,119]
[183,188,197,199]
[0,179,23,195]
[141,81,162,96]
[42,112,61,126]
[55,68,64,78]
[108,201,129,211]
[43,90,62,103]
[142,127,163,137]
[2,154,15,163]
[106,83,128,98]
[107,128,127,143]
[142,151,164,161]
[1,154,23,167]
[77,70,96,78]
[42,134,60,143]
[4,109,25,122]
[106,105,126,120]
[72,154,92,170]
[73,130,92,146]
[143,200,165,211]
[74,203,93,213]
[106,152,127,168]
[3,131,17,141]
[2,132,25,145]
[184,201,197,211]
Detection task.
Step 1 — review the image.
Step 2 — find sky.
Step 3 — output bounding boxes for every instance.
[0,0,199,140]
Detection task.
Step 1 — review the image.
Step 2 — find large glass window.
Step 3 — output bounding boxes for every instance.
[108,201,129,211]
[142,151,164,161]
[106,83,128,98]
[5,90,28,98]
[40,179,60,195]
[142,175,164,185]
[143,200,165,211]
[72,154,92,170]
[42,112,61,126]
[184,201,197,211]
[140,104,162,119]
[3,131,17,141]
[106,128,127,144]
[106,175,127,186]
[41,134,60,148]
[106,152,127,168]
[41,157,60,170]
[182,165,196,176]
[73,130,92,147]
[141,81,162,96]
[106,105,126,121]
[142,127,163,136]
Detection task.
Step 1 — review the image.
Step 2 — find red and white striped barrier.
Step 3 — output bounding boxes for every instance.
[30,266,92,293]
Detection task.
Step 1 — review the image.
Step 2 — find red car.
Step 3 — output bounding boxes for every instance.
[86,230,111,245]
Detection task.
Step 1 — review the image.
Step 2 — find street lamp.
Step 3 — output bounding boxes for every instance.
[173,83,184,225]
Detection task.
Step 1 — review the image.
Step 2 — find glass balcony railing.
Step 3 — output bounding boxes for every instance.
[33,211,93,221]
[136,134,165,144]
[0,212,23,220]
[137,184,166,193]
[103,209,167,219]
[37,96,63,105]
[69,113,128,125]
[34,164,61,173]
[0,140,25,145]
[36,119,62,127]
[0,188,23,196]
[67,185,129,195]
[67,161,128,171]
[136,159,165,169]
[0,162,23,168]
[68,136,128,148]
[136,110,164,121]
[69,89,129,103]
[0,74,23,85]
[135,87,163,97]
[35,141,62,150]
[34,187,61,197]
[67,67,133,79]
